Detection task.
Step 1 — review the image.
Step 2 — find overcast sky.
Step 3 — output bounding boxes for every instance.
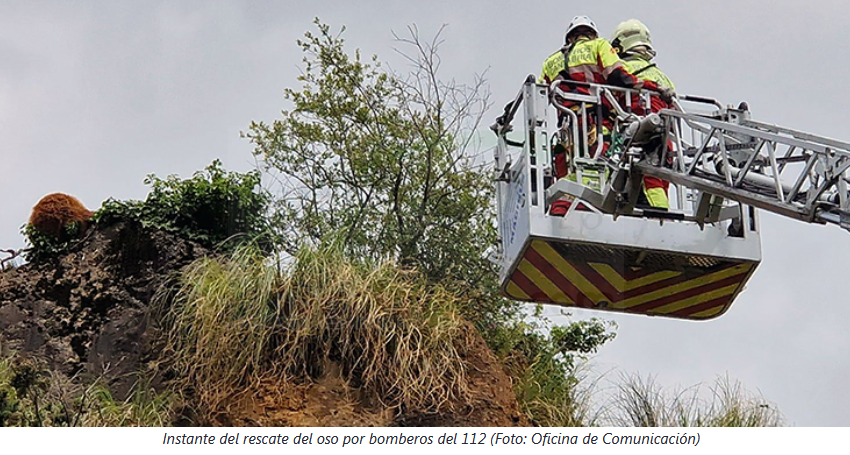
[2,1,849,426]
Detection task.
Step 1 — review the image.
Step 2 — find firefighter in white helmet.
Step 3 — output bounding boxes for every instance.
[611,18,675,210]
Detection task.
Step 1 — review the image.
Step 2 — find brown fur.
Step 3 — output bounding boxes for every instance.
[29,193,95,239]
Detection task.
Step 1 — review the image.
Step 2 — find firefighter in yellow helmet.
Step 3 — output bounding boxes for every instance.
[612,18,675,210]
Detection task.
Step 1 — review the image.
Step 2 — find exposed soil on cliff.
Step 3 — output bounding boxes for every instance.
[217,324,527,427]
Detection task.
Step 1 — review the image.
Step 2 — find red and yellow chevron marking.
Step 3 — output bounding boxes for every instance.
[503,239,756,320]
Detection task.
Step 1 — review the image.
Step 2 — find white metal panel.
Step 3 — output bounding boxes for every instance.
[499,161,532,281]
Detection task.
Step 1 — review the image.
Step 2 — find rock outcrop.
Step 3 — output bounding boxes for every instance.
[0,220,205,398]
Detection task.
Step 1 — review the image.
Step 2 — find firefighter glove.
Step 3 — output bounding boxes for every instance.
[658,86,676,104]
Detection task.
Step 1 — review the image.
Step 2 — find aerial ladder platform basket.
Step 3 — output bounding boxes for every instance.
[493,77,850,320]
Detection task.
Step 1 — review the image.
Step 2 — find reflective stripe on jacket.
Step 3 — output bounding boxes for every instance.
[624,55,674,209]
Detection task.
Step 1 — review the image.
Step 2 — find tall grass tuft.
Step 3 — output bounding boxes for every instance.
[162,243,472,419]
[275,245,471,411]
[609,373,783,427]
[162,245,278,407]
[83,381,175,427]
[704,376,783,427]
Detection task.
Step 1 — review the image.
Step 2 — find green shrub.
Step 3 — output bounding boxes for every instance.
[21,222,84,262]
[484,309,615,426]
[94,159,272,251]
[82,381,175,427]
[22,161,271,260]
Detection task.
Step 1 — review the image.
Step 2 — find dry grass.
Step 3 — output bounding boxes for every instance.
[705,376,783,427]
[162,243,473,421]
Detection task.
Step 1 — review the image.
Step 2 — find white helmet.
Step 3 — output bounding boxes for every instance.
[565,15,598,42]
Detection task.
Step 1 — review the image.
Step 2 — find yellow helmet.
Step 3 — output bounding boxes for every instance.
[611,19,654,56]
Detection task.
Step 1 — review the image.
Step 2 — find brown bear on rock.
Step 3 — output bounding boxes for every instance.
[29,193,95,239]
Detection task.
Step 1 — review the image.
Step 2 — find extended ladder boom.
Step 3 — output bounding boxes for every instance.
[646,107,850,229]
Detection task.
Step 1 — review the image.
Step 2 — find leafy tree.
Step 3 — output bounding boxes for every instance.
[245,20,495,295]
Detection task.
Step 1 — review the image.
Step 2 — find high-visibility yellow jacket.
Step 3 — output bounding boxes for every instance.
[622,56,674,90]
[623,55,675,114]
[539,39,667,209]
[538,38,660,94]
